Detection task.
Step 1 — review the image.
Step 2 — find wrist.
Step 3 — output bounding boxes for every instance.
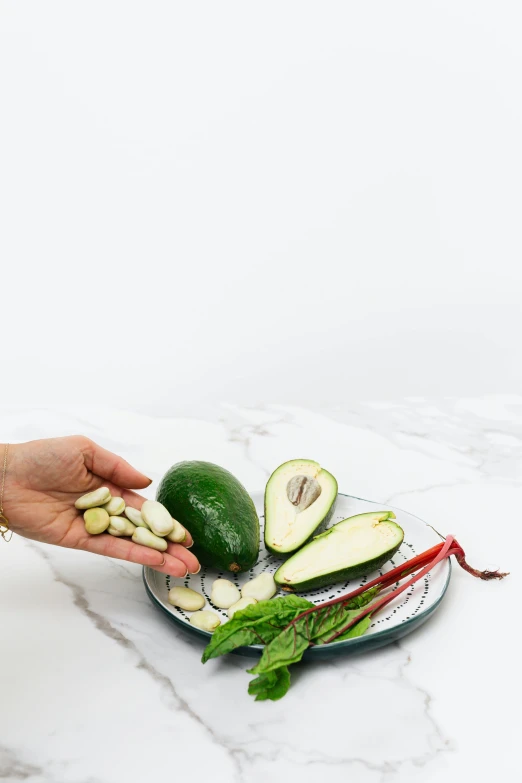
[0,443,21,524]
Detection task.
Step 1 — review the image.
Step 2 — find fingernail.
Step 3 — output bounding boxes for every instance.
[189,565,201,575]
[159,556,166,566]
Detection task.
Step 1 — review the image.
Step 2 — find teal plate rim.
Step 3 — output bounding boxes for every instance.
[142,492,452,658]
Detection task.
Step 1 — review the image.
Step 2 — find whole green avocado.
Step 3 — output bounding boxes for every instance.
[156,461,260,572]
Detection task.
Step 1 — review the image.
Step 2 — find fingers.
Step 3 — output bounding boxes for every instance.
[81,440,152,489]
[165,542,200,574]
[78,533,189,577]
[148,549,200,577]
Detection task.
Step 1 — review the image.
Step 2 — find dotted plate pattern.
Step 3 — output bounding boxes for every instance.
[143,492,451,656]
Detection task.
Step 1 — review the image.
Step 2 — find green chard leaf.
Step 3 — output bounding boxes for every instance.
[312,589,378,644]
[333,613,373,642]
[248,666,291,701]
[290,585,378,644]
[312,604,365,645]
[248,616,313,675]
[201,595,314,663]
[250,591,379,674]
[343,585,380,609]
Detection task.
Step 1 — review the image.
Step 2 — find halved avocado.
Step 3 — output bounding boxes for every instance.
[264,459,338,555]
[274,511,404,591]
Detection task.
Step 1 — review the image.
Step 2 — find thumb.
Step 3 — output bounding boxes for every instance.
[81,439,152,489]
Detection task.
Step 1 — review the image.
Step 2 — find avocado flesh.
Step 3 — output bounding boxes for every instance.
[156,461,259,573]
[274,511,404,591]
[264,459,338,555]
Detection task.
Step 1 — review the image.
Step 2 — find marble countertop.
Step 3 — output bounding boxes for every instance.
[1,398,517,782]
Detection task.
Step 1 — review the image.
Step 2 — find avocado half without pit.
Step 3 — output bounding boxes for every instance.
[264,459,338,555]
[274,511,404,592]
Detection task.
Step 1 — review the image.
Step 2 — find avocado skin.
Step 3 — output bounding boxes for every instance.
[156,461,259,572]
[274,534,403,592]
[264,498,337,556]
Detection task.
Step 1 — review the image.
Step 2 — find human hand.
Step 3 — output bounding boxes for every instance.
[1,436,199,577]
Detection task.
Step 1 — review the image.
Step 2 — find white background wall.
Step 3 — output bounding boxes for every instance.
[1,1,520,415]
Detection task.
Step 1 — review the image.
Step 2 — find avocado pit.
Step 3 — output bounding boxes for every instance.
[286,475,322,512]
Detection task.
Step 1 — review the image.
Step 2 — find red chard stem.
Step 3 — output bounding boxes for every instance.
[452,546,509,580]
[287,536,508,647]
[323,535,457,644]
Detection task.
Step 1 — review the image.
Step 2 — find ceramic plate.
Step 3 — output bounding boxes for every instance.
[143,492,451,658]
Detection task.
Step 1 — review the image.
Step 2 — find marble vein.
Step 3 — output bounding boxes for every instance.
[29,544,245,783]
[0,746,42,782]
[216,404,459,781]
[22,540,450,783]
[222,406,293,480]
[1,398,517,783]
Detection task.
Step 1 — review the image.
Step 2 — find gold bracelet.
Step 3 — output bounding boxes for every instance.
[0,443,12,542]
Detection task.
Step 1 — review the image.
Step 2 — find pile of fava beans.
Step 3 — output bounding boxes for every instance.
[75,487,186,552]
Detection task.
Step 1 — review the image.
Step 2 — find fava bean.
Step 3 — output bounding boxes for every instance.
[84,507,110,535]
[168,586,205,611]
[125,507,150,528]
[108,516,136,536]
[108,525,125,537]
[227,596,257,619]
[102,497,125,516]
[241,573,277,602]
[75,487,111,510]
[189,611,221,632]
[132,526,168,552]
[165,519,187,543]
[141,500,175,536]
[211,578,241,609]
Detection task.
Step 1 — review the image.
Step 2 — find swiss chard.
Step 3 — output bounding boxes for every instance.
[248,666,291,701]
[201,595,313,662]
[249,585,379,676]
[334,613,373,642]
[201,536,507,701]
